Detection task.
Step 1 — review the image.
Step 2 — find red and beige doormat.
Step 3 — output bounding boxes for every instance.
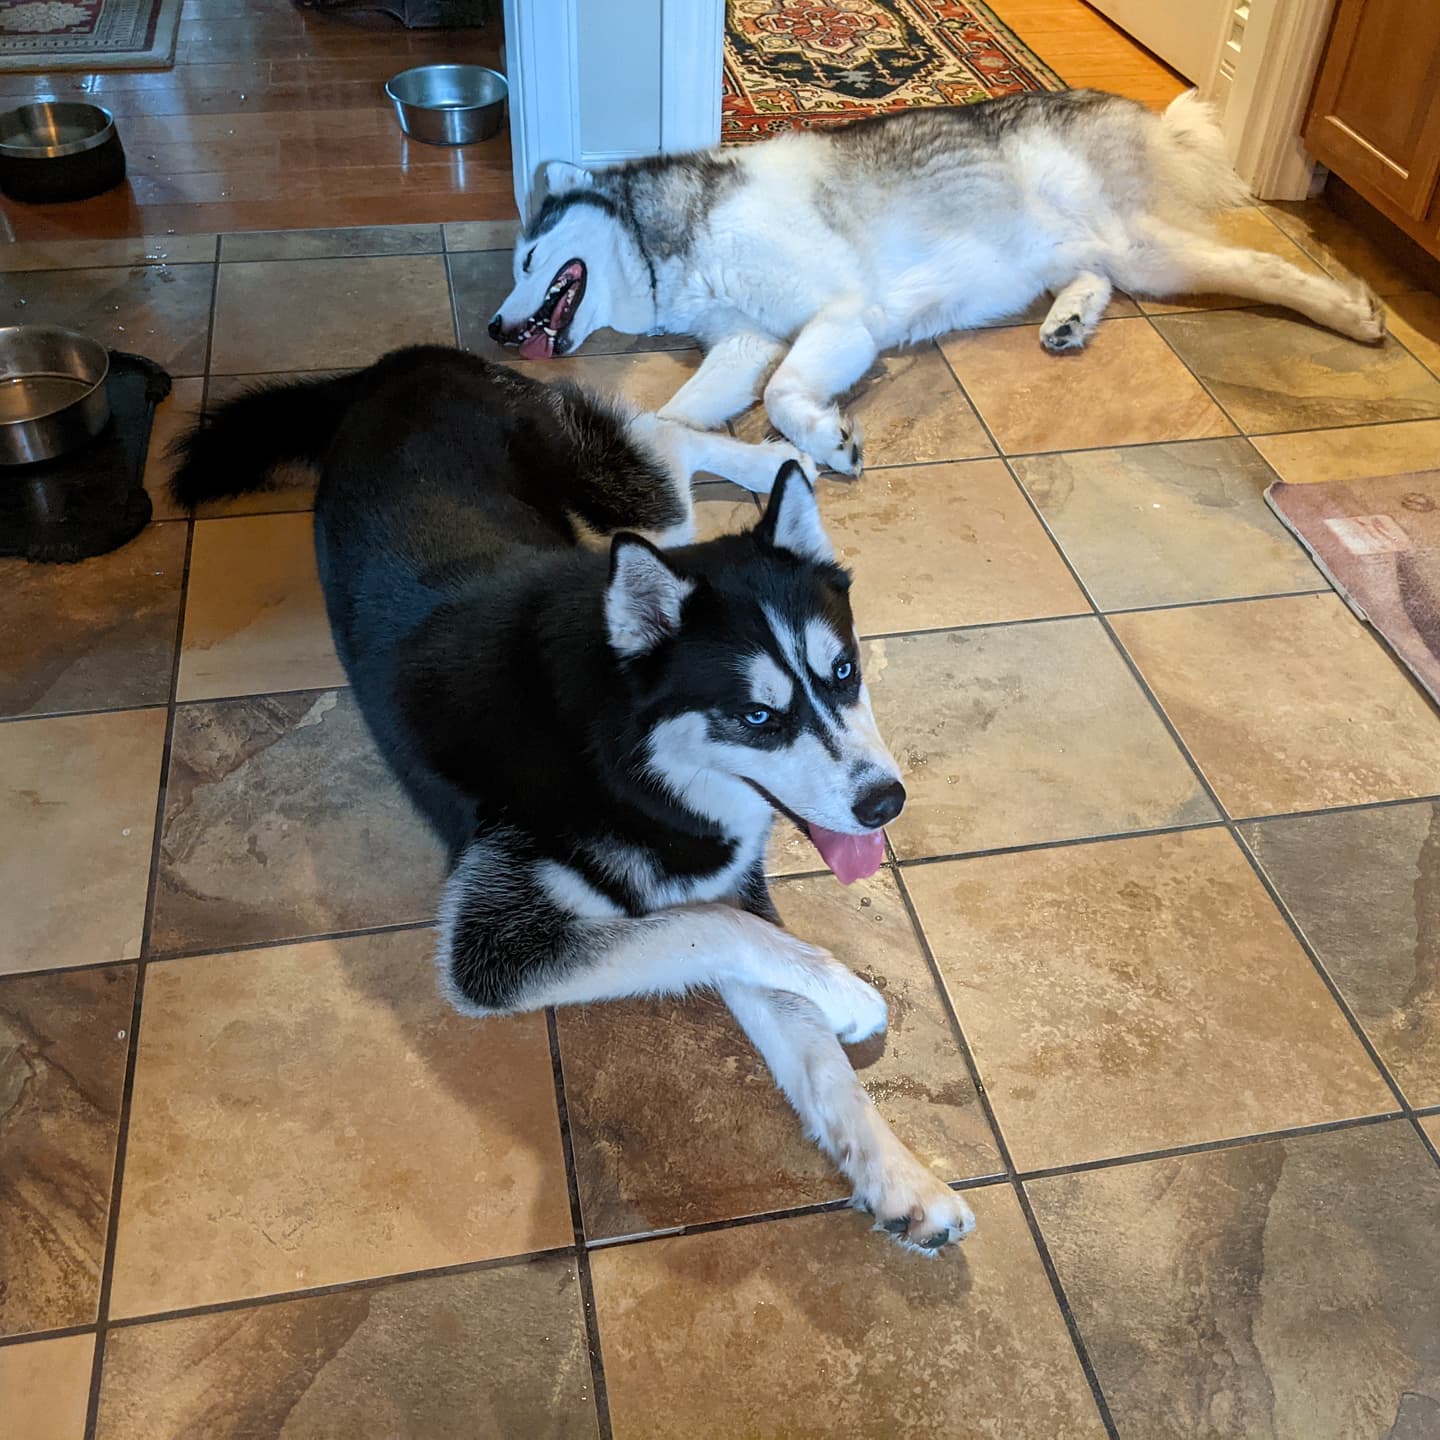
[0,0,184,73]
[724,0,1064,142]
[1268,471,1440,707]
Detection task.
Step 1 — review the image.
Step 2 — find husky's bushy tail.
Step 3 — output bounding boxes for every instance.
[169,370,363,509]
[1149,89,1250,222]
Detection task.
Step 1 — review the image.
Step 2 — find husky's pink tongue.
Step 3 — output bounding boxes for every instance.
[518,331,555,360]
[806,825,886,885]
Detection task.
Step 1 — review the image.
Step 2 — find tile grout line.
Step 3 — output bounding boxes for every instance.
[545,1011,615,1440]
[954,346,1421,1110]
[939,338,1434,1266]
[86,1248,577,1338]
[80,529,194,1440]
[888,866,1119,1440]
[1014,1110,1406,1184]
[1004,412,1424,1124]
[9,1102,1426,1354]
[83,241,224,1439]
[443,249,464,350]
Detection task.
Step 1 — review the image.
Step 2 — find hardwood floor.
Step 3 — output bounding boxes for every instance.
[0,0,514,242]
[0,0,1187,244]
[987,0,1189,110]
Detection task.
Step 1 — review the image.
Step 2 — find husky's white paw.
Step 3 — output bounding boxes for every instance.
[807,409,863,477]
[1337,282,1386,344]
[854,1147,976,1254]
[798,948,888,1041]
[1039,312,1091,354]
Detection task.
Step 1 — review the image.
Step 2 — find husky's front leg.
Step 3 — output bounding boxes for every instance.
[439,859,887,1042]
[657,328,786,430]
[722,983,975,1252]
[641,418,819,496]
[762,296,877,477]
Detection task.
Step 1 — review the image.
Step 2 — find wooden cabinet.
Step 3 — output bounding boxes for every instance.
[1304,0,1440,257]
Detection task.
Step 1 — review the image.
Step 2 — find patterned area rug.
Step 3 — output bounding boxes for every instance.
[724,0,1064,142]
[0,0,184,73]
[1268,471,1440,707]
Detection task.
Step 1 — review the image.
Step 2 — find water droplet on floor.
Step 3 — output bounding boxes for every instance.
[16,299,25,306]
[117,1030,126,1040]
[116,325,125,332]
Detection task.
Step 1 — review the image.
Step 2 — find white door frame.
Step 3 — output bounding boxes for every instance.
[1206,0,1338,200]
[502,0,723,220]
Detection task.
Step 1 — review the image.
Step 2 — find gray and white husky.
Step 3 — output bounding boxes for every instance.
[491,89,1385,476]
[170,346,973,1254]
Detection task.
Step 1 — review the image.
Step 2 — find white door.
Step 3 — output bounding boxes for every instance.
[1088,0,1230,84]
[503,0,724,218]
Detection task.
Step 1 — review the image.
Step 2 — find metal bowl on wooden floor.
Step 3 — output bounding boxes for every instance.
[385,64,507,146]
[0,326,112,466]
[0,101,126,203]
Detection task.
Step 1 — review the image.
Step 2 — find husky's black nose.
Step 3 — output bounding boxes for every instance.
[852,780,906,830]
[487,313,505,341]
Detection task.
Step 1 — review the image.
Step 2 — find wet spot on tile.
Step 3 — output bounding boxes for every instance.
[4,263,215,377]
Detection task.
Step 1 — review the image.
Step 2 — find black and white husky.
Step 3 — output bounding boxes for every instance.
[490,89,1385,477]
[171,346,974,1253]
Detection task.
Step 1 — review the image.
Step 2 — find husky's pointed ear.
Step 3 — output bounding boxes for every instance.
[606,534,695,659]
[543,159,595,196]
[756,461,834,564]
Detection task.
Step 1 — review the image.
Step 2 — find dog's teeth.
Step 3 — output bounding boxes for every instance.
[542,325,557,337]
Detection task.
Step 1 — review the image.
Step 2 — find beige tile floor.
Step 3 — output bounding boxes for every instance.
[3,212,1440,1438]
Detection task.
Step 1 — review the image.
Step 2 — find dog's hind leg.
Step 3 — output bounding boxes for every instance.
[721,983,975,1252]
[1039,271,1114,354]
[763,297,877,477]
[657,328,786,430]
[1115,222,1386,342]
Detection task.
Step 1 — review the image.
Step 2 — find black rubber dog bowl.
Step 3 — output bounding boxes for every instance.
[0,101,126,203]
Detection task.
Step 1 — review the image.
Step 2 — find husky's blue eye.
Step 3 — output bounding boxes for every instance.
[833,660,854,682]
[743,709,770,727]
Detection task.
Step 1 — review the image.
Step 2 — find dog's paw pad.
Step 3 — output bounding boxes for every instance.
[1040,316,1086,354]
[856,1168,975,1255]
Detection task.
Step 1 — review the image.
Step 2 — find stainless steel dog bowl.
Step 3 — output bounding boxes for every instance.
[385,64,507,146]
[0,326,111,466]
[0,101,126,203]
